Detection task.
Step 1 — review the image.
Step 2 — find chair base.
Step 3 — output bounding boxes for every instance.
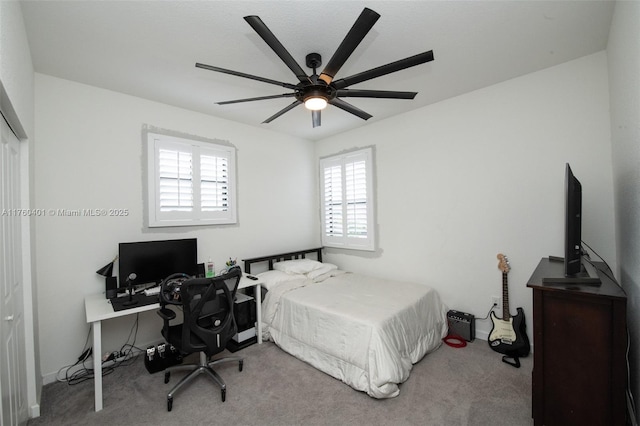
[164,351,243,411]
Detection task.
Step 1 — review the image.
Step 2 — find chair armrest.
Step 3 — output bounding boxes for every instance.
[157,308,176,321]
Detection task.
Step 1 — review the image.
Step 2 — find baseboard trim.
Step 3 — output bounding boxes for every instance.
[29,403,41,419]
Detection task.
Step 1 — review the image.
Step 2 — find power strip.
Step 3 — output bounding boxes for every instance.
[101,354,130,368]
[88,347,145,368]
[102,351,124,362]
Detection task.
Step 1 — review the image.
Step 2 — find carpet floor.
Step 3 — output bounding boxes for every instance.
[29,339,532,425]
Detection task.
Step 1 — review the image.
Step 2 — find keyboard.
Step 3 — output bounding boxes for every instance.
[144,287,160,296]
[111,293,159,312]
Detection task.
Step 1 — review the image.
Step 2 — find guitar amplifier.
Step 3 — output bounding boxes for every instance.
[447,310,475,342]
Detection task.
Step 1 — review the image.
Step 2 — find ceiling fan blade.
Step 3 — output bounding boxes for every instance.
[330,98,372,121]
[263,100,303,124]
[332,50,434,90]
[336,89,417,99]
[312,110,321,128]
[244,15,310,83]
[217,93,296,105]
[318,8,380,85]
[196,63,297,89]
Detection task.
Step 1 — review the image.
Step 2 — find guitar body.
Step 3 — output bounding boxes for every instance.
[488,307,530,357]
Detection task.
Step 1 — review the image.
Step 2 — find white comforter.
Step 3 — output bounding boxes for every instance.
[262,272,448,398]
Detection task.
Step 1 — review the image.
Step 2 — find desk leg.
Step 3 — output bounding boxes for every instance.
[91,320,103,412]
[255,283,262,344]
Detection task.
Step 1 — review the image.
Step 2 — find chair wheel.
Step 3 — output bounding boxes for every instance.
[164,371,170,384]
[221,388,226,402]
[167,396,173,411]
[239,360,244,372]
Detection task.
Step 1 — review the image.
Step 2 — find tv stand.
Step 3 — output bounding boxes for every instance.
[527,257,627,425]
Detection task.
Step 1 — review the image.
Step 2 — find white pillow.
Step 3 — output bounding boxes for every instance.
[256,270,303,290]
[273,259,324,275]
[306,263,338,280]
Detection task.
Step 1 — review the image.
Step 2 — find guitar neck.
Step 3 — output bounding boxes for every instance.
[502,272,510,320]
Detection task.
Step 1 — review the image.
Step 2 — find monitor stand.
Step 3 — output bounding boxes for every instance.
[541,258,601,285]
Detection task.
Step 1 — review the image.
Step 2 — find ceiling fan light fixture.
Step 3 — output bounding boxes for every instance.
[201,8,434,127]
[304,96,328,111]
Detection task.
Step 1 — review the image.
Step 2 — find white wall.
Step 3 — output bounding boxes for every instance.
[0,0,34,136]
[317,52,615,339]
[608,0,640,422]
[34,74,319,381]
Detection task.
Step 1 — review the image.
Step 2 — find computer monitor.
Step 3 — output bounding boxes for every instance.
[118,238,198,289]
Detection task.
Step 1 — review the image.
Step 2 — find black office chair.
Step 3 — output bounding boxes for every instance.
[157,267,244,411]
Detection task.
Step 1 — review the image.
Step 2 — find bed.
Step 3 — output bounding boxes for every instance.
[243,248,448,399]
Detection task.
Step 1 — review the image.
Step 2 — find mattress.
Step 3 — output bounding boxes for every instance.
[261,272,448,398]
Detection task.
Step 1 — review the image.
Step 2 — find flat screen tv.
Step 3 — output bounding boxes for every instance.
[564,163,582,276]
[118,238,198,288]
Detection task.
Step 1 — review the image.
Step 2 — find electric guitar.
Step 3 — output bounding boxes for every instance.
[488,254,530,366]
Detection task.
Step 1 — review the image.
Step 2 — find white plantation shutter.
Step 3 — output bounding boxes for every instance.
[158,149,193,212]
[200,153,229,212]
[320,148,375,251]
[323,164,343,238]
[345,159,368,238]
[148,133,236,227]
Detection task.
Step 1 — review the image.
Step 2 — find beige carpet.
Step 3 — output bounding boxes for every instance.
[29,339,532,425]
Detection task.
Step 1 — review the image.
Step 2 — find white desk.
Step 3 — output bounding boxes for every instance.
[84,276,262,412]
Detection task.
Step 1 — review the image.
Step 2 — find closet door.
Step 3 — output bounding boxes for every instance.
[0,115,27,426]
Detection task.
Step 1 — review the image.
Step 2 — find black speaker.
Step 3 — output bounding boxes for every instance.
[105,276,118,299]
[447,310,475,342]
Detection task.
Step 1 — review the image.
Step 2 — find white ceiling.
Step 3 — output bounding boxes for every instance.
[20,0,615,141]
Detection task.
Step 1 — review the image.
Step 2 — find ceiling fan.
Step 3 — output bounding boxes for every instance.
[196,7,434,128]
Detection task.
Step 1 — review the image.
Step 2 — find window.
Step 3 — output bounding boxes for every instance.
[147,132,236,227]
[320,147,375,251]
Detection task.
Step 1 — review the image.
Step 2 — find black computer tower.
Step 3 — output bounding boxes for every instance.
[226,292,257,352]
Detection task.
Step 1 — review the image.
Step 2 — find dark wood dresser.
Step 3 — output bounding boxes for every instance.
[526,257,627,426]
